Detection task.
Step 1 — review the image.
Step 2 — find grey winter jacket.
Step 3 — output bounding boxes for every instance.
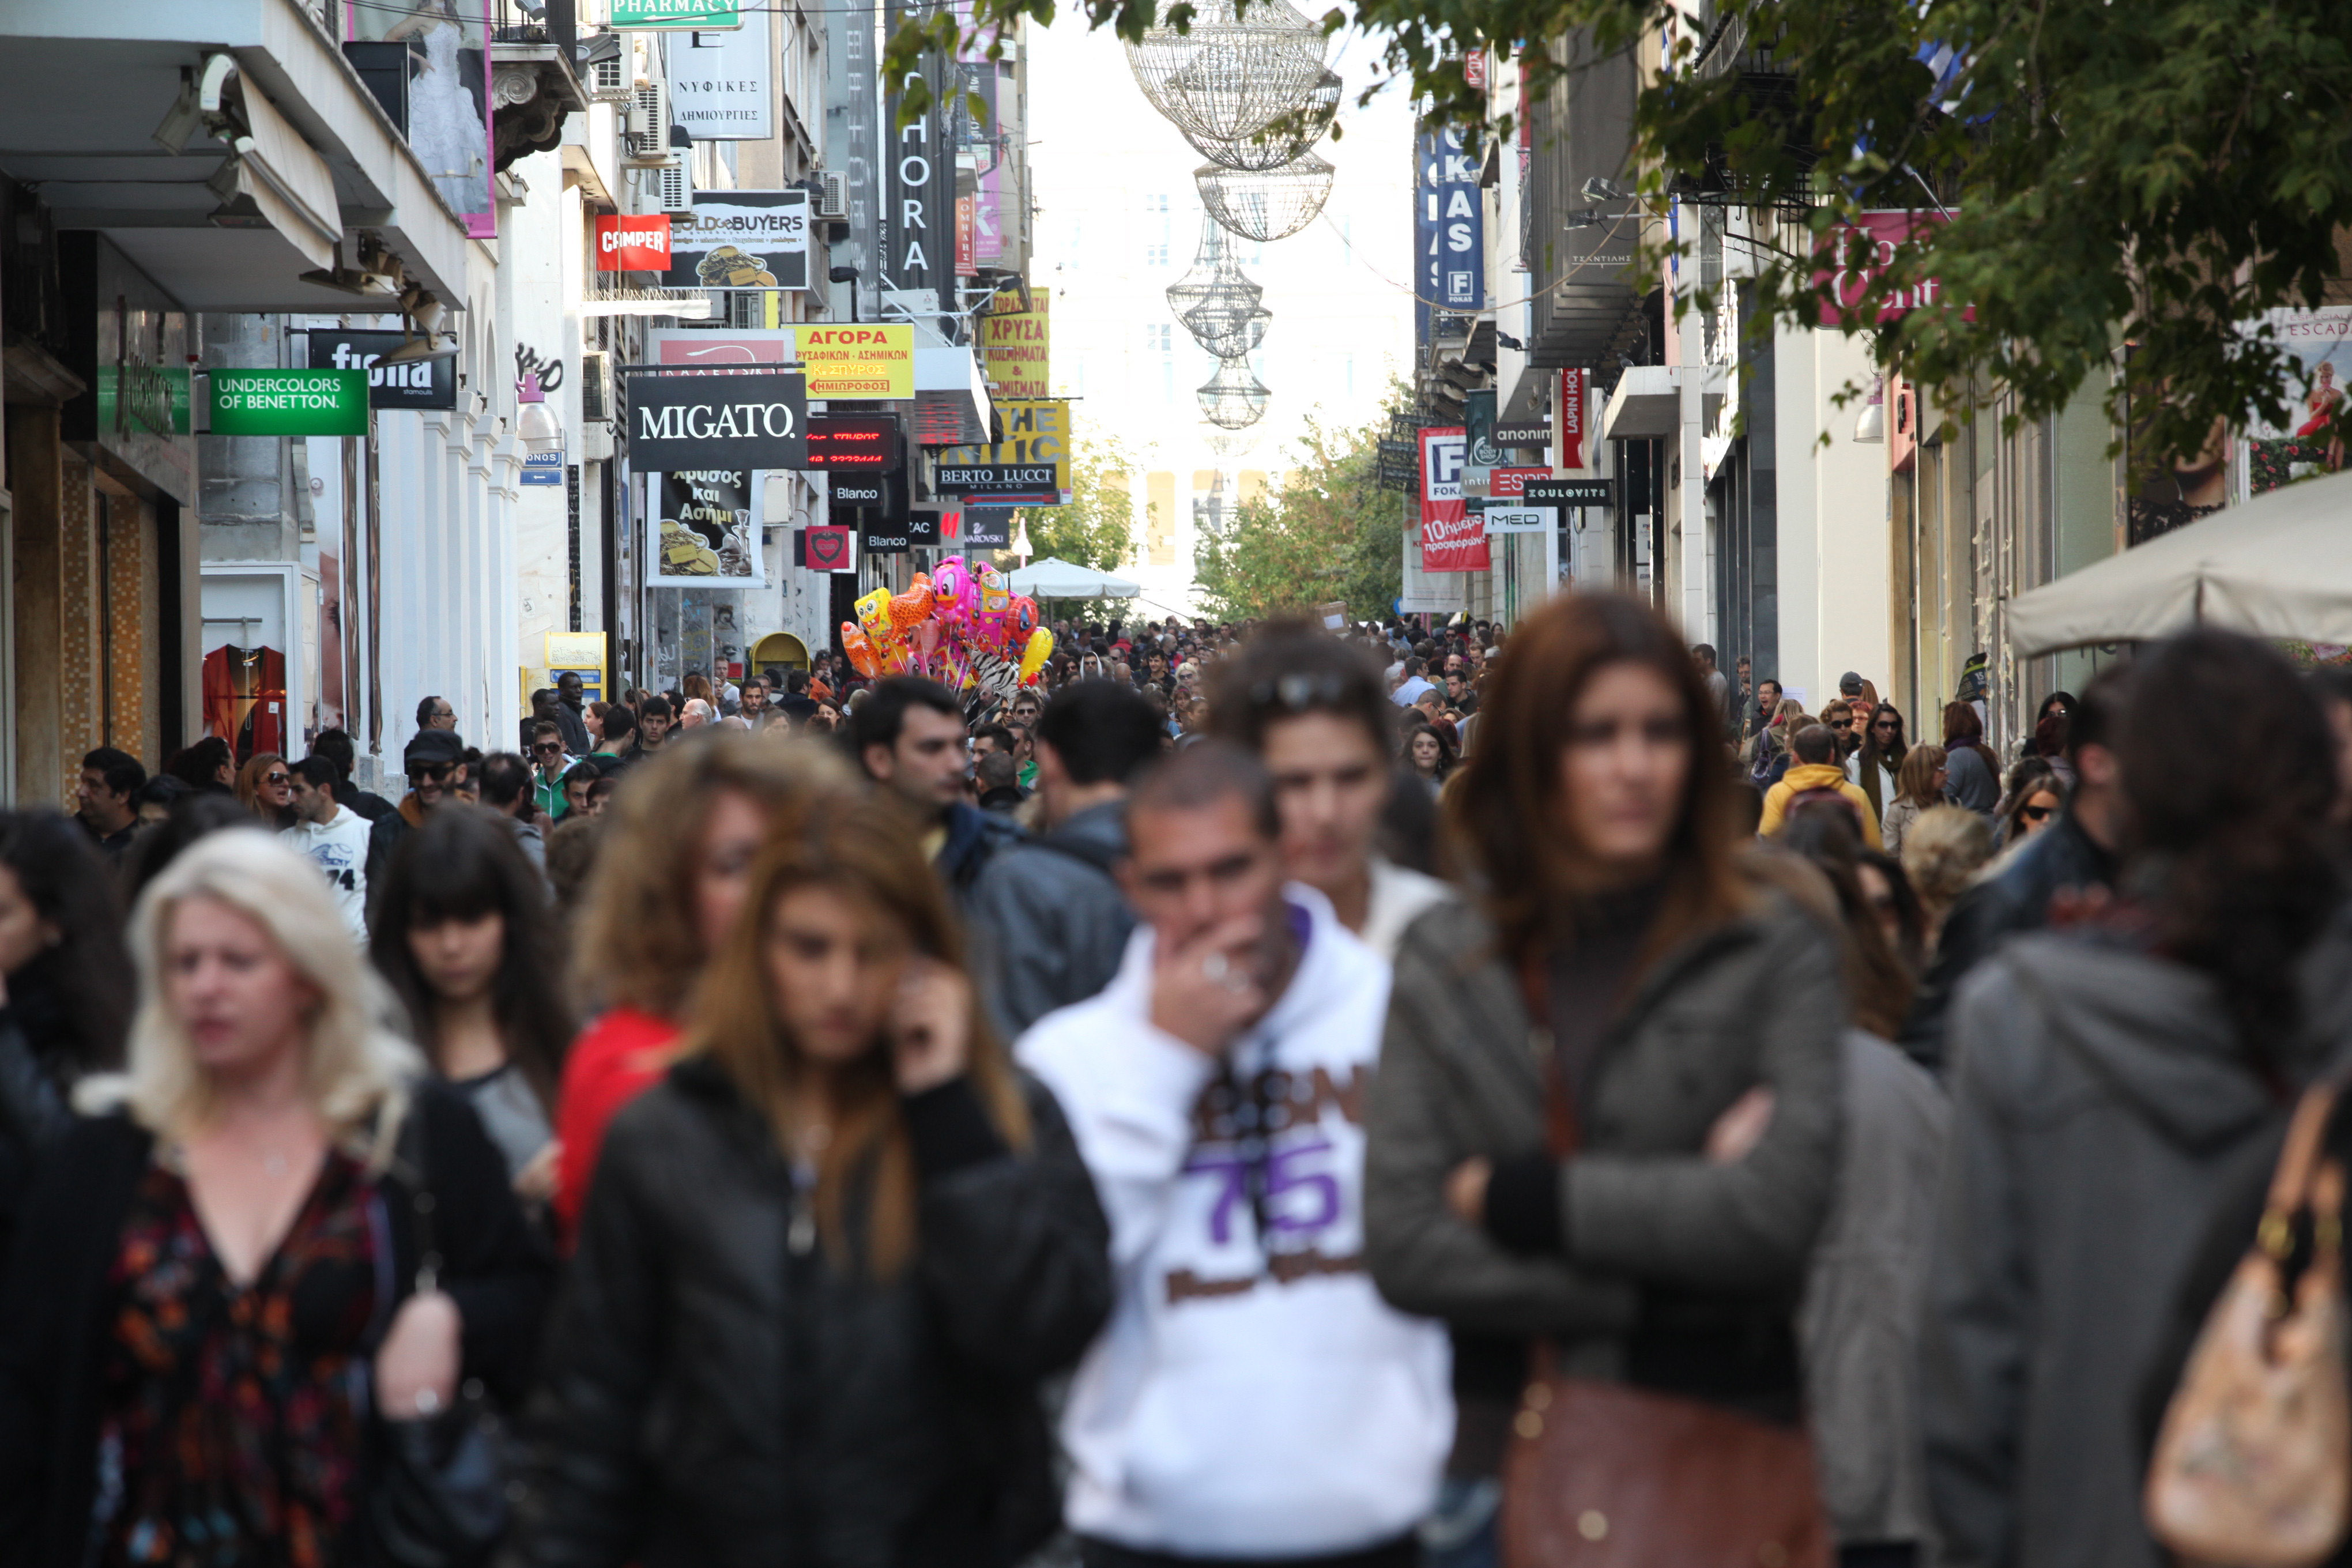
[968,800,1134,1042]
[1364,885,1844,1376]
[1920,917,2352,1568]
[1801,1031,1947,1552]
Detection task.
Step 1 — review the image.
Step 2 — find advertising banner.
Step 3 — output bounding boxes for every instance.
[1812,210,1966,327]
[626,368,806,470]
[938,398,1068,500]
[305,329,457,410]
[1418,426,1488,572]
[594,214,673,272]
[1415,128,1483,348]
[609,0,740,27]
[344,2,495,239]
[793,323,914,399]
[207,369,368,436]
[649,469,766,586]
[982,288,1050,398]
[1558,368,1589,470]
[662,190,809,292]
[670,12,772,140]
[884,3,959,316]
[2247,307,2352,495]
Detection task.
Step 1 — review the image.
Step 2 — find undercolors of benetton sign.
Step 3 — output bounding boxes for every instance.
[627,369,806,469]
[206,370,367,436]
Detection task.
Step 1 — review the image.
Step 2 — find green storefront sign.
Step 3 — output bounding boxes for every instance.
[96,363,192,437]
[610,0,740,27]
[206,369,368,436]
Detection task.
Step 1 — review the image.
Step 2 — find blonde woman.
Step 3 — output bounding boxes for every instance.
[1879,744,1948,860]
[0,832,549,1568]
[1899,803,1995,948]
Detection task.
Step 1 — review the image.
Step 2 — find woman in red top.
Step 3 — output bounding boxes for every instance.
[554,733,857,1238]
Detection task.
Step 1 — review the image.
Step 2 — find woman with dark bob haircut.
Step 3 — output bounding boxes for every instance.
[506,789,1111,1568]
[1363,592,1846,1565]
[370,805,575,1211]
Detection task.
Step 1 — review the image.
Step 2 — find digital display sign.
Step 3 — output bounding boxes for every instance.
[804,416,900,471]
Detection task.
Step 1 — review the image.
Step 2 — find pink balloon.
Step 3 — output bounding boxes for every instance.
[932,558,973,628]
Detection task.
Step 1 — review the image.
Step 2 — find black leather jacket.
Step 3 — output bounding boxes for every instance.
[1900,809,2119,1070]
[504,1057,1111,1568]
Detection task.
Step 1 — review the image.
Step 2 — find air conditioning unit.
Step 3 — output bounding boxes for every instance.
[655,152,692,213]
[579,352,609,422]
[629,82,668,151]
[817,171,849,220]
[590,56,631,103]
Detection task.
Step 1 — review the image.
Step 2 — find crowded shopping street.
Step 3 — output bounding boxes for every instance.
[7,3,2352,1568]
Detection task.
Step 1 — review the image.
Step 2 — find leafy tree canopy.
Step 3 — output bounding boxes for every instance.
[1193,408,1403,622]
[1018,426,1143,575]
[900,0,2352,463]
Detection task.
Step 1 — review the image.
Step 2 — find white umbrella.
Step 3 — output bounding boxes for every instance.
[2006,469,2352,658]
[1004,556,1142,600]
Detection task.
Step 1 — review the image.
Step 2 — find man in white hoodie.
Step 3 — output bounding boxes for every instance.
[282,755,371,940]
[1020,740,1452,1568]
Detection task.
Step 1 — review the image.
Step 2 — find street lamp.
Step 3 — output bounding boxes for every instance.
[516,370,563,453]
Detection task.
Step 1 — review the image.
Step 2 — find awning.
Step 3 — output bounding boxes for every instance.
[911,346,995,447]
[2006,470,2352,657]
[1005,557,1141,599]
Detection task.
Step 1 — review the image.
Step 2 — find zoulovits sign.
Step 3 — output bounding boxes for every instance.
[205,369,367,436]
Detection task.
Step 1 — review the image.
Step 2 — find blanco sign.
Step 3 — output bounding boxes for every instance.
[1482,507,1551,534]
[670,12,774,141]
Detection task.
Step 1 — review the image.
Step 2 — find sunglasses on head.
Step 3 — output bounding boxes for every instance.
[1250,673,1348,713]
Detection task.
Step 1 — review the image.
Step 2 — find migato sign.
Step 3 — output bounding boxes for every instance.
[594,214,673,272]
[625,368,807,470]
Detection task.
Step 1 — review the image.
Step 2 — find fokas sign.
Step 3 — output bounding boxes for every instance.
[627,369,805,469]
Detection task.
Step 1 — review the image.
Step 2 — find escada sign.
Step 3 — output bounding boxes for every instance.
[626,368,806,469]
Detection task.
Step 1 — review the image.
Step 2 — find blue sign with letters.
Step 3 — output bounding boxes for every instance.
[1415,129,1483,349]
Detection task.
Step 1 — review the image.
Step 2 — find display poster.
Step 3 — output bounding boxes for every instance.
[670,12,773,140]
[1418,425,1488,572]
[649,469,768,587]
[662,190,809,292]
[982,287,1051,398]
[344,1,495,239]
[2247,307,2352,495]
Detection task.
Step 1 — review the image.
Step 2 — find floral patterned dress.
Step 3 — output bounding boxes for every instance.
[92,1149,385,1568]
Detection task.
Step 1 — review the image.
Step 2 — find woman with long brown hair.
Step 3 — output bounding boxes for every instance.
[508,791,1110,1568]
[1364,593,1845,1567]
[234,752,294,828]
[551,734,855,1238]
[1940,702,2001,820]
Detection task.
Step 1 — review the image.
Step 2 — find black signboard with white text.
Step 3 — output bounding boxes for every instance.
[625,368,806,470]
[961,508,1012,548]
[934,462,1058,501]
[830,477,887,508]
[860,522,911,555]
[306,329,457,410]
[1493,418,1551,447]
[1522,478,1615,507]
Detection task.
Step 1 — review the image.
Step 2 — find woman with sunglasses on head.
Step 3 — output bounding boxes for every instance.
[1364,593,1846,1568]
[507,792,1110,1568]
[371,806,574,1216]
[1850,704,1908,824]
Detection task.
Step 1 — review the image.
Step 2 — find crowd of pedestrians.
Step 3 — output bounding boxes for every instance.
[5,595,2352,1568]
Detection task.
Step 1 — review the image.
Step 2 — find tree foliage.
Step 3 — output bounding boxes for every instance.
[904,0,2352,465]
[1017,427,1141,574]
[1192,410,1403,622]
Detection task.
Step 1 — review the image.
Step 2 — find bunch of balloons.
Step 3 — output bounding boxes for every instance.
[841,555,1055,700]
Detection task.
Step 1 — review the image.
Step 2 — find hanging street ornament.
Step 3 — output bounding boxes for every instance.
[1183,69,1340,171]
[1198,359,1271,429]
[1166,212,1262,323]
[1126,0,1327,145]
[1197,153,1335,244]
[1186,300,1271,358]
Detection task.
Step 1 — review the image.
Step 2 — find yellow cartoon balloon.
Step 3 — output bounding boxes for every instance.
[1019,627,1054,683]
[855,587,892,643]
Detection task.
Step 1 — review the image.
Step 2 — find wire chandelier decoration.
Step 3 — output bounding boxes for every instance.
[1126,0,1328,146]
[1198,359,1271,429]
[1186,300,1272,358]
[1205,427,1263,458]
[1182,69,1341,171]
[1166,214,1261,327]
[1195,153,1335,243]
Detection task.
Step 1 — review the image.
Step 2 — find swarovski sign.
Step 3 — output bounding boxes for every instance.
[625,368,807,469]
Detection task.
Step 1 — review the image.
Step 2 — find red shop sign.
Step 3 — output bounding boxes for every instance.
[1812,209,1970,326]
[595,214,673,272]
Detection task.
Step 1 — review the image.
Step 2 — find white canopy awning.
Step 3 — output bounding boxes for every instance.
[1004,556,1140,599]
[2006,469,2352,658]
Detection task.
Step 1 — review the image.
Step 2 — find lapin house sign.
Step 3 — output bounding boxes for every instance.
[1558,369,1590,470]
[627,368,806,469]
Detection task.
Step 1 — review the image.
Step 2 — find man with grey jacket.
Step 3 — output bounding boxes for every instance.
[968,681,1166,1040]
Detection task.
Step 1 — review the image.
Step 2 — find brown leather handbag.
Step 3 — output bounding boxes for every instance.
[2144,1084,2351,1568]
[1499,978,1831,1568]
